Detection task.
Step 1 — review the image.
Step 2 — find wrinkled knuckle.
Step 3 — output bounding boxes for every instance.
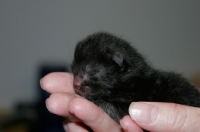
[169,103,187,132]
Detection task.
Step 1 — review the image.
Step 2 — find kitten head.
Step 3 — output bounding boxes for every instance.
[71,32,149,99]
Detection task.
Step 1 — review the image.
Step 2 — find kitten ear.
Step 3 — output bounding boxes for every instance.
[112,52,124,71]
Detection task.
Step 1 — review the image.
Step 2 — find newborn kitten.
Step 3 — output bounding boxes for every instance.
[71,32,200,123]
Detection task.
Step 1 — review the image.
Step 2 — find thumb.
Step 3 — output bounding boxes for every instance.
[128,102,200,132]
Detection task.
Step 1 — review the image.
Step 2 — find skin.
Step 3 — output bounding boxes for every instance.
[40,72,200,132]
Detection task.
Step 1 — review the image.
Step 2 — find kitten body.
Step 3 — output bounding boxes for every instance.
[71,32,200,122]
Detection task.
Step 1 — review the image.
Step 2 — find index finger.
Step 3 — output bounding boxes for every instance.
[40,72,75,93]
[69,98,123,132]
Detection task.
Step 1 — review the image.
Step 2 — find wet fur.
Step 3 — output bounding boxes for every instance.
[71,32,200,124]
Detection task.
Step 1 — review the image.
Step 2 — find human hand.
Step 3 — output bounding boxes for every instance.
[120,102,200,132]
[40,72,200,132]
[40,72,123,132]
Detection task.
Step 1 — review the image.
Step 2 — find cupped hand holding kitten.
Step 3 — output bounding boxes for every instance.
[40,72,200,132]
[40,72,123,132]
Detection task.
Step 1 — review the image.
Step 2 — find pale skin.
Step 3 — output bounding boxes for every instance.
[40,72,200,132]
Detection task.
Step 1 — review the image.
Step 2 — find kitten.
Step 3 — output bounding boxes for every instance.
[71,32,200,123]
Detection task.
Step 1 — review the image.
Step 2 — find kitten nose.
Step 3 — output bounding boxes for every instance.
[73,76,82,89]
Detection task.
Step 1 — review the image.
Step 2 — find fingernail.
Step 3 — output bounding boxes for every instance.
[63,125,69,131]
[39,78,43,86]
[63,120,69,131]
[119,120,128,131]
[45,98,52,113]
[40,78,43,85]
[129,102,157,124]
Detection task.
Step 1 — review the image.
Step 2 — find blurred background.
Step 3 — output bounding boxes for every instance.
[0,1,200,132]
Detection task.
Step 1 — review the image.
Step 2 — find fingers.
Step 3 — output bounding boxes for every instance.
[63,121,90,132]
[46,92,89,132]
[128,102,200,132]
[46,92,77,117]
[42,72,123,131]
[46,92,123,132]
[40,72,75,93]
[68,98,123,132]
[120,115,143,132]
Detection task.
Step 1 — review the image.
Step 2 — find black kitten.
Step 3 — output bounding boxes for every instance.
[71,32,200,123]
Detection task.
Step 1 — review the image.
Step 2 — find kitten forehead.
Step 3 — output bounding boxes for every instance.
[76,33,120,54]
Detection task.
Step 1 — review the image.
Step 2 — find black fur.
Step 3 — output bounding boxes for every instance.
[71,32,200,125]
